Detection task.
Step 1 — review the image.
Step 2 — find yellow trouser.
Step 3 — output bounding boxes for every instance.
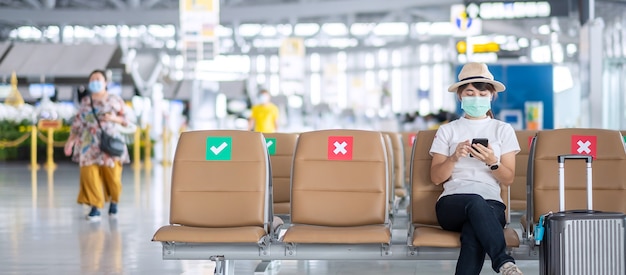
[78,162,123,209]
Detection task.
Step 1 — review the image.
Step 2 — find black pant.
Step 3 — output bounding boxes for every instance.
[436,194,515,275]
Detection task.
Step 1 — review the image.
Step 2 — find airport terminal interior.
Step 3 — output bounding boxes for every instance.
[1,0,626,274]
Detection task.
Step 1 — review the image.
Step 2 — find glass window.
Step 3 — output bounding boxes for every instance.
[310,73,321,105]
[269,55,279,73]
[378,49,388,68]
[270,74,280,95]
[391,69,402,113]
[419,44,430,63]
[256,74,266,85]
[432,64,443,111]
[337,52,348,108]
[419,65,430,91]
[310,53,320,72]
[391,50,402,67]
[256,55,266,73]
[365,53,375,69]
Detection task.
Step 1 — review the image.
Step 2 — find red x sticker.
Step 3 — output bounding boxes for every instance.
[408,133,417,146]
[571,135,597,159]
[328,136,353,160]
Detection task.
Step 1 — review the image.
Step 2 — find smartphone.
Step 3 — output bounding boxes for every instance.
[470,138,488,157]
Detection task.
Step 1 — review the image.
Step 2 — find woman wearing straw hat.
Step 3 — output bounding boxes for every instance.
[429,62,523,275]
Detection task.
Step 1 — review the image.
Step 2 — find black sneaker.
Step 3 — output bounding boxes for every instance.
[86,207,101,221]
[109,203,118,217]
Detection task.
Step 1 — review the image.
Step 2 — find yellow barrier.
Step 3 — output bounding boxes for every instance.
[30,126,39,170]
[133,127,141,170]
[144,125,152,170]
[37,120,62,170]
[45,129,56,169]
[161,129,172,167]
[0,132,31,148]
[2,124,153,170]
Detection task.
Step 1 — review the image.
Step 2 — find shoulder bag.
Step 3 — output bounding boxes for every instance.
[90,96,125,157]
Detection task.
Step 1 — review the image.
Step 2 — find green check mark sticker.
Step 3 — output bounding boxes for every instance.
[206,137,232,160]
[265,137,276,155]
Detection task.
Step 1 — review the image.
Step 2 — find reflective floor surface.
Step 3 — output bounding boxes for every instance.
[0,162,539,274]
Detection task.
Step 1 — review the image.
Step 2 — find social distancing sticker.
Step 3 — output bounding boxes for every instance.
[328,136,353,160]
[265,137,276,155]
[409,133,416,146]
[206,136,232,161]
[571,135,596,159]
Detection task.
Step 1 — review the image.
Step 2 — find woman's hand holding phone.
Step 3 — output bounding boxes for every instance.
[470,138,497,164]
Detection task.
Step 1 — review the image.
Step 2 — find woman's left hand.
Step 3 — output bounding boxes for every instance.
[470,143,497,165]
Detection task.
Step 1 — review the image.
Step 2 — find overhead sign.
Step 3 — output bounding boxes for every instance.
[180,0,220,62]
[450,4,482,37]
[464,1,569,19]
[280,37,306,95]
[456,41,500,54]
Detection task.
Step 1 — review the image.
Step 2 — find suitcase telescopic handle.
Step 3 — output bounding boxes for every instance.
[557,154,593,211]
[557,154,593,164]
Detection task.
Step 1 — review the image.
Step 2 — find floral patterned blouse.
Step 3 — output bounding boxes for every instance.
[70,94,130,167]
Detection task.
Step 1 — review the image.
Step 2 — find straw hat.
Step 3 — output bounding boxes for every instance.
[447,62,505,92]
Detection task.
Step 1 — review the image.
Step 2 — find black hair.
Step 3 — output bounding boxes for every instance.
[458,82,495,93]
[89,69,108,82]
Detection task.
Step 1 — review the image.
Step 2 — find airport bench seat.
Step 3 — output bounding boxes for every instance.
[524,128,626,236]
[153,226,268,243]
[152,130,276,246]
[263,132,299,216]
[409,130,520,249]
[401,131,417,193]
[384,131,407,199]
[152,129,554,275]
[382,133,395,214]
[283,224,391,244]
[281,129,392,245]
[510,130,538,211]
[411,226,521,248]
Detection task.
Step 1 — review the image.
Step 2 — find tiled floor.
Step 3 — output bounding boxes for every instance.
[0,162,539,274]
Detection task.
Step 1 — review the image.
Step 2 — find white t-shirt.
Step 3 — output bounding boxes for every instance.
[429,117,520,202]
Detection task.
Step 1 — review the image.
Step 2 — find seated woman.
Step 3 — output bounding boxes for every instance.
[429,62,523,275]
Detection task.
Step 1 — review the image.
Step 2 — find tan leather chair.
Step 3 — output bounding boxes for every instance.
[263,133,299,215]
[152,130,277,245]
[384,132,407,199]
[526,128,626,234]
[510,130,538,211]
[401,132,418,189]
[382,133,395,214]
[282,129,391,244]
[409,130,520,248]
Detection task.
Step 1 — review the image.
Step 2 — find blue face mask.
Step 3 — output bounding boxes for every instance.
[461,96,491,117]
[258,94,270,104]
[88,81,105,93]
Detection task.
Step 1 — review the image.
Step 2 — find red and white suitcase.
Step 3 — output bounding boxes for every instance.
[539,154,626,275]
